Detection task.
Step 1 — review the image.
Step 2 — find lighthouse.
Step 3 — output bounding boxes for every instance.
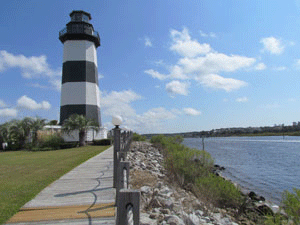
[59,10,101,126]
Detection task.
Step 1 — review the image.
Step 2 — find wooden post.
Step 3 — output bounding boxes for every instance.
[116,161,130,205]
[113,126,121,188]
[117,190,140,225]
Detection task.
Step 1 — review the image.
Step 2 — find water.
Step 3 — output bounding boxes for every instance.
[183,136,300,205]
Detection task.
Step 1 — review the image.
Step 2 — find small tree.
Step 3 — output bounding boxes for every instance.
[62,114,99,147]
[48,120,58,125]
[9,117,33,149]
[30,117,46,145]
[0,122,12,149]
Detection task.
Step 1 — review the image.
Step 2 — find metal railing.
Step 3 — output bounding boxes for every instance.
[59,26,100,40]
[113,128,140,225]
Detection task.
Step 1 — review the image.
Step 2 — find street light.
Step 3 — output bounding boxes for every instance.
[112,115,123,128]
[112,115,122,188]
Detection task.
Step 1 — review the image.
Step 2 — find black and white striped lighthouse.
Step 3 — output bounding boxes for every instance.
[59,10,101,126]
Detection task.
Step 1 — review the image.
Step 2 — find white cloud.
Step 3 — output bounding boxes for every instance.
[263,103,280,109]
[133,107,177,133]
[288,98,296,102]
[17,95,51,110]
[295,59,300,69]
[146,28,253,93]
[171,108,183,115]
[198,74,247,92]
[0,50,61,78]
[170,28,212,58]
[101,90,142,118]
[179,52,256,74]
[236,97,248,102]
[144,69,168,80]
[144,36,152,47]
[166,80,190,96]
[260,37,284,55]
[0,108,17,117]
[183,108,201,116]
[98,73,104,79]
[0,99,7,108]
[28,79,61,91]
[49,79,61,91]
[199,30,217,38]
[141,107,176,121]
[273,66,286,71]
[255,63,267,70]
[101,89,178,133]
[169,65,189,79]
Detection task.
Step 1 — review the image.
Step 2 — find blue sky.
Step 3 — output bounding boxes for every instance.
[1,0,300,133]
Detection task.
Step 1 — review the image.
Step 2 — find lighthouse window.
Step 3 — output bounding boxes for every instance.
[71,13,82,22]
[82,14,89,22]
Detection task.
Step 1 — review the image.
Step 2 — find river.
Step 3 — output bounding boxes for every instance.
[182,136,300,205]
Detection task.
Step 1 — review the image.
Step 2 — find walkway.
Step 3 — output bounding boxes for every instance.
[6,146,115,225]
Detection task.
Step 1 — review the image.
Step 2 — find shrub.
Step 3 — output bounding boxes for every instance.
[264,188,300,225]
[282,188,300,224]
[59,142,78,149]
[132,133,146,141]
[40,134,65,150]
[264,214,288,225]
[93,138,112,146]
[150,134,170,148]
[6,142,21,151]
[195,174,244,208]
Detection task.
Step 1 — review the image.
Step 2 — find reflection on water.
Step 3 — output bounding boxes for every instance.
[183,136,300,205]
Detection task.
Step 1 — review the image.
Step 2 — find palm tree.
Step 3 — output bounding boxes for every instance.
[0,121,12,149]
[30,117,46,145]
[9,117,33,149]
[62,114,99,147]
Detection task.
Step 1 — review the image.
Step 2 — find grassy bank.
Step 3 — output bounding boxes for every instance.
[150,135,244,209]
[0,145,110,224]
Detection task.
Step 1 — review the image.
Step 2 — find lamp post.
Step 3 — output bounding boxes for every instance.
[112,115,122,188]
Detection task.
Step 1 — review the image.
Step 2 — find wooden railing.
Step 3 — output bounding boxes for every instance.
[113,128,140,225]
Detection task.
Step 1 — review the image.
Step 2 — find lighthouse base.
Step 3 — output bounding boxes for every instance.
[62,127,107,142]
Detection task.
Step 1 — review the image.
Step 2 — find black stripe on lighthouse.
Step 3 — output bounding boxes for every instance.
[60,105,100,125]
[62,61,98,84]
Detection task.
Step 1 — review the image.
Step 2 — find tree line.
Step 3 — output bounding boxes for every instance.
[0,114,99,150]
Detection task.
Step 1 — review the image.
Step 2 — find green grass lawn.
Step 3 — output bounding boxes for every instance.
[0,145,111,224]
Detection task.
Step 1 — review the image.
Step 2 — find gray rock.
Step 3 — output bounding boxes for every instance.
[203,216,212,223]
[152,208,160,213]
[156,181,163,189]
[195,209,204,217]
[165,215,185,225]
[141,186,152,194]
[149,198,162,208]
[160,208,171,215]
[182,211,200,225]
[140,213,157,225]
[149,212,159,219]
[158,197,174,210]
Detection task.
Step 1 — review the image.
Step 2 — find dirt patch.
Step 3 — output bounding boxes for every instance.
[130,169,158,189]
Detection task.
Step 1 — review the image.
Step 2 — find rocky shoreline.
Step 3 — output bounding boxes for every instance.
[128,141,242,225]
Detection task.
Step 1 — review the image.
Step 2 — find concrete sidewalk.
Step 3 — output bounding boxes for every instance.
[6,146,116,225]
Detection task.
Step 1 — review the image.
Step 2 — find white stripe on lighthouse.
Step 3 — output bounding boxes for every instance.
[63,40,98,66]
[61,82,100,108]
